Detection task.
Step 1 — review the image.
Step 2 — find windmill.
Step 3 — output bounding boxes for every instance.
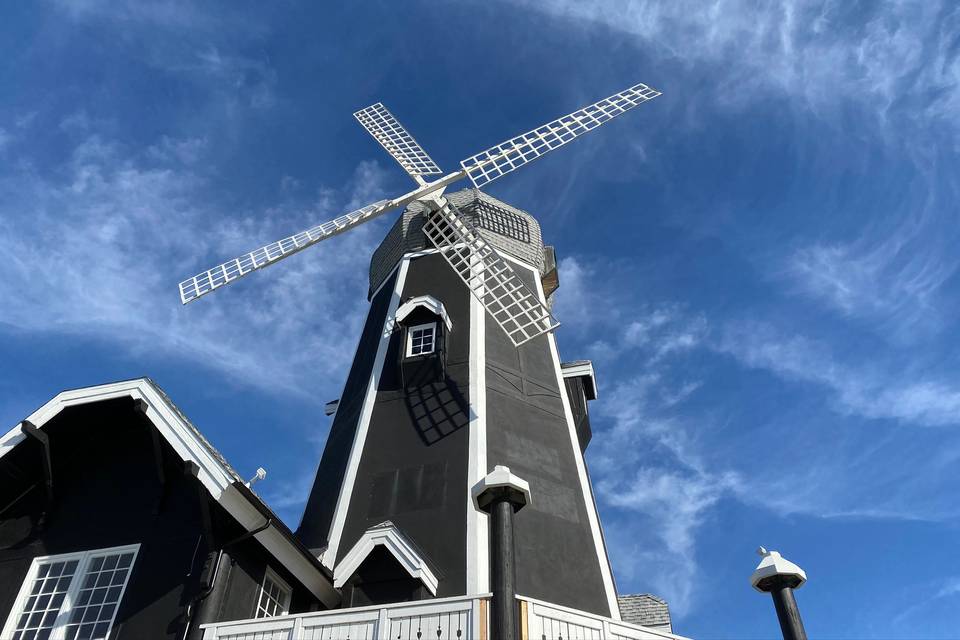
[179,82,661,619]
[178,82,660,346]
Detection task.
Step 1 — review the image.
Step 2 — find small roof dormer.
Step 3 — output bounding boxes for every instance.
[395,295,453,332]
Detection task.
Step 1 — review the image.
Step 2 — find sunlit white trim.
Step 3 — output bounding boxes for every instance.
[466,260,489,595]
[322,257,411,570]
[512,253,621,619]
[396,295,453,332]
[333,522,439,595]
[561,361,598,400]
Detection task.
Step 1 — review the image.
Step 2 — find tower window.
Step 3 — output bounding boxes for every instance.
[406,322,436,357]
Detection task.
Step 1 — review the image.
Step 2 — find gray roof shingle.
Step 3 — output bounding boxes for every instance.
[617,593,672,632]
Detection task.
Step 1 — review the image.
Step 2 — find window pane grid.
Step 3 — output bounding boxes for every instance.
[255,574,291,618]
[63,552,136,640]
[12,560,79,640]
[408,325,435,356]
[3,547,137,640]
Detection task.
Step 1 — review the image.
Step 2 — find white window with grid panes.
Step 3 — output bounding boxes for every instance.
[1,543,139,640]
[406,322,436,357]
[255,567,292,618]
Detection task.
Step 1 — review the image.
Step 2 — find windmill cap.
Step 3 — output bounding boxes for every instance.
[749,548,807,592]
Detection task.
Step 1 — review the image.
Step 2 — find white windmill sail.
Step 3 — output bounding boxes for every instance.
[179,81,661,346]
[460,83,661,188]
[423,199,559,346]
[179,199,394,304]
[354,102,442,179]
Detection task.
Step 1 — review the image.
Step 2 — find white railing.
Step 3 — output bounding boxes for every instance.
[200,594,488,640]
[519,595,691,640]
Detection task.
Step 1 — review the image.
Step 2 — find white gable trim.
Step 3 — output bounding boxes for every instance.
[0,379,232,498]
[0,378,339,608]
[396,295,453,332]
[333,522,439,595]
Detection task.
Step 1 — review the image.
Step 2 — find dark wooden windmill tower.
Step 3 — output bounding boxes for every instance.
[178,83,661,623]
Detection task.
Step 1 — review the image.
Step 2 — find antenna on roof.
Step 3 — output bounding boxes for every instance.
[245,467,267,488]
[177,82,661,346]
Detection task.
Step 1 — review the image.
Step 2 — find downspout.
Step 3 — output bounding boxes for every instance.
[181,460,274,640]
[184,517,273,640]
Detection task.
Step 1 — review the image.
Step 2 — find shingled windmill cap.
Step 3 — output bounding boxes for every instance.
[750,547,807,592]
[472,465,532,513]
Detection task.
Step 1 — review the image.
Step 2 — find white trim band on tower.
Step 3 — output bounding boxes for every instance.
[321,257,411,570]
[333,521,440,595]
[466,274,489,595]
[504,252,622,619]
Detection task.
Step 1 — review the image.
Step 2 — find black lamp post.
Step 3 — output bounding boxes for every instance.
[750,547,808,640]
[473,465,531,640]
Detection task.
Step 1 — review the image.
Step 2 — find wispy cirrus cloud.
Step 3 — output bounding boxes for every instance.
[0,132,391,397]
[591,373,741,616]
[512,1,960,137]
[717,321,960,428]
[554,251,960,615]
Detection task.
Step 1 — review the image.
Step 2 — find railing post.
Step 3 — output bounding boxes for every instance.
[290,617,303,640]
[474,597,486,640]
[376,605,390,640]
[472,466,532,640]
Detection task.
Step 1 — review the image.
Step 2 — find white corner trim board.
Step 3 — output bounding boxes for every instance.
[333,522,439,595]
[0,378,339,608]
[321,257,411,570]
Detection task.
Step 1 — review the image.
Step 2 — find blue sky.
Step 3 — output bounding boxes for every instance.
[1,1,959,637]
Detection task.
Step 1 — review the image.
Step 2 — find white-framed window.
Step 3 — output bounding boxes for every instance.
[255,567,292,618]
[1,543,140,640]
[406,322,436,357]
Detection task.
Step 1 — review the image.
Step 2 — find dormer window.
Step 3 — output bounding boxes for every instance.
[407,322,437,357]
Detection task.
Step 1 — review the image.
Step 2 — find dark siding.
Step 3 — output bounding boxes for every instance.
[0,399,205,639]
[341,547,430,607]
[0,399,322,639]
[484,262,613,617]
[336,253,471,597]
[206,513,319,623]
[297,270,399,551]
[563,377,593,453]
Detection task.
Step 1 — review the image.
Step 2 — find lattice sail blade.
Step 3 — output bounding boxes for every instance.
[354,103,443,179]
[179,199,395,304]
[423,200,559,347]
[460,82,661,189]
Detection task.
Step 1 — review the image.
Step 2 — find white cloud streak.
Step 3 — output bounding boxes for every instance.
[0,133,392,398]
[591,373,741,616]
[717,321,960,428]
[512,1,960,137]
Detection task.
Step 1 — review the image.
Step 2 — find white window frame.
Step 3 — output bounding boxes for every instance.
[1,543,140,640]
[255,566,292,619]
[405,322,437,358]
